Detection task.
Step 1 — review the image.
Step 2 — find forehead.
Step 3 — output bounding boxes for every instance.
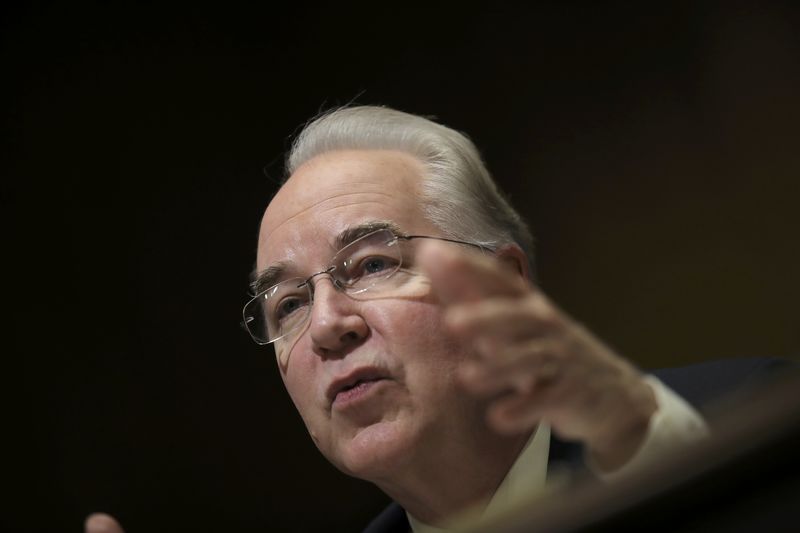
[257,149,436,270]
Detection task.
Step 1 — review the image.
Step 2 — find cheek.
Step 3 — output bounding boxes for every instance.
[371,299,468,376]
[281,360,311,409]
[279,348,327,441]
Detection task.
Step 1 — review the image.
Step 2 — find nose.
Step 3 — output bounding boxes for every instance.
[307,277,368,356]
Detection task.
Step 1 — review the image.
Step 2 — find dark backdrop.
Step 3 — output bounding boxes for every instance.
[4,2,799,532]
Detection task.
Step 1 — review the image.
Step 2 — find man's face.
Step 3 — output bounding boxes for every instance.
[256,150,489,481]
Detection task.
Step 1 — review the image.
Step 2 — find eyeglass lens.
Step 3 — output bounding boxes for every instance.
[245,229,410,344]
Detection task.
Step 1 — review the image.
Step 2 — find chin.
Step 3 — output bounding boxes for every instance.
[332,419,416,481]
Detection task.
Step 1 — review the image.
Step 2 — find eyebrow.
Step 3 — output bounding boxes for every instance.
[249,260,292,295]
[249,219,405,295]
[334,219,404,250]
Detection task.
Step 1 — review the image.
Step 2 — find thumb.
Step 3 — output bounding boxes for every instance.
[85,513,125,533]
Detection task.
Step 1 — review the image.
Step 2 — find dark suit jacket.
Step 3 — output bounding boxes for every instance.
[362,357,792,533]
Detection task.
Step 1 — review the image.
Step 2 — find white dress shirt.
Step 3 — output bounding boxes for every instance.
[407,376,709,533]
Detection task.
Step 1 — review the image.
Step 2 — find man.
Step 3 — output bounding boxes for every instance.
[246,105,715,531]
[86,105,710,533]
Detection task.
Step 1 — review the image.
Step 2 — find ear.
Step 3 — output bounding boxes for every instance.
[494,243,533,283]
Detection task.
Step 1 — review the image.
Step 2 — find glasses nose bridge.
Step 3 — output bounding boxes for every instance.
[302,265,341,294]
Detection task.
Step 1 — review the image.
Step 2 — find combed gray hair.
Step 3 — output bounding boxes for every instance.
[286,105,535,270]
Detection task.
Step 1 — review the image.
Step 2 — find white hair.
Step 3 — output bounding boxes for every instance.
[286,105,535,270]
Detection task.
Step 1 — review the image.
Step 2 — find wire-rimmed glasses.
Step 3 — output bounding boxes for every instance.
[242,229,487,346]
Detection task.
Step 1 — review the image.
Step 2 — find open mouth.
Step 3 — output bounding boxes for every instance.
[331,374,389,407]
[341,378,377,392]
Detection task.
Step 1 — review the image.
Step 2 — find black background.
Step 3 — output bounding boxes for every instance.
[4,2,799,532]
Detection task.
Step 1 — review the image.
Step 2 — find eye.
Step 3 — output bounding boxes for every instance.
[276,297,304,320]
[333,233,403,287]
[352,254,400,279]
[267,288,310,325]
[362,256,391,274]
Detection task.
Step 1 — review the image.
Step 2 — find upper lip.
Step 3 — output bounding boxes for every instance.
[326,366,389,404]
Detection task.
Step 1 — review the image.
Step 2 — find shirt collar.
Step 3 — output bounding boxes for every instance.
[407,423,551,533]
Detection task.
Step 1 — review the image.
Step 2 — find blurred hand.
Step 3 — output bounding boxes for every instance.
[418,240,658,471]
[85,513,125,533]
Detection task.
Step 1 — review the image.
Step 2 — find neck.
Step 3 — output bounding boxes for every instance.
[372,429,532,526]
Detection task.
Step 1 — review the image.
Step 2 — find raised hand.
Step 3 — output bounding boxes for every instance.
[417,240,657,471]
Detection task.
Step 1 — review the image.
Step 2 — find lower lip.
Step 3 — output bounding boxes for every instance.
[333,379,388,409]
